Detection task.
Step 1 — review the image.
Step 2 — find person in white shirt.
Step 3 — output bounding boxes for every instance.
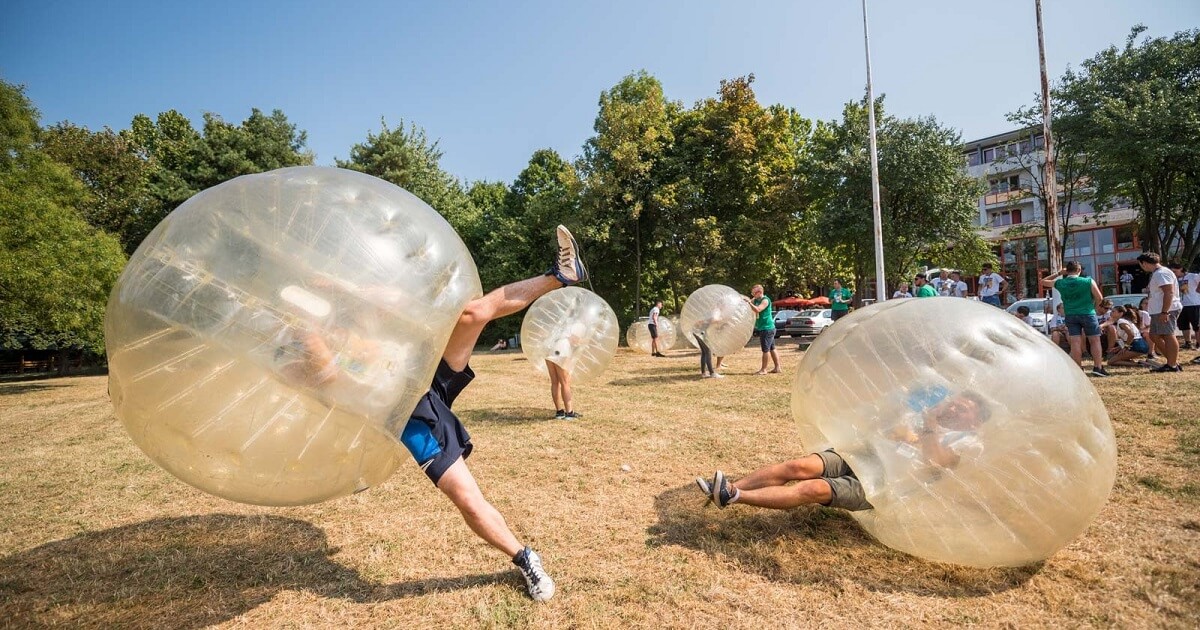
[1108,305,1151,366]
[1138,252,1183,372]
[977,264,1007,307]
[1119,270,1134,294]
[648,300,665,357]
[946,271,968,297]
[892,282,912,299]
[932,270,951,296]
[1168,262,1200,351]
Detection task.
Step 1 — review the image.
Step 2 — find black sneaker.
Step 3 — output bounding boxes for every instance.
[711,470,739,509]
[1151,364,1183,373]
[564,411,582,420]
[512,546,555,602]
[1091,367,1110,377]
[1191,356,1200,365]
[549,225,587,285]
[554,409,566,420]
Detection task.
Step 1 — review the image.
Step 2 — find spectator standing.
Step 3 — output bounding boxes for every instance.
[914,275,937,298]
[1120,269,1134,294]
[977,264,1007,307]
[1041,261,1108,377]
[892,282,912,299]
[829,280,852,322]
[744,285,781,375]
[1169,262,1200,351]
[932,270,952,296]
[648,300,665,357]
[946,271,969,297]
[1139,252,1182,372]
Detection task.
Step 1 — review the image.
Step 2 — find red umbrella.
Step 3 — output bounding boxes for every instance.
[774,296,808,309]
[808,296,831,307]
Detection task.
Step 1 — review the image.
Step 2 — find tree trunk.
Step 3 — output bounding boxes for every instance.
[634,214,642,317]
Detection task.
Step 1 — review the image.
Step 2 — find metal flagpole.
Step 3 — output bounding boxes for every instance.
[863,0,886,302]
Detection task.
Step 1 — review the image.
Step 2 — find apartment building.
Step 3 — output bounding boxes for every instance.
[962,128,1141,303]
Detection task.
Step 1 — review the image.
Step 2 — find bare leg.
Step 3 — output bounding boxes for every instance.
[1158,332,1181,366]
[437,457,523,557]
[758,351,769,374]
[769,348,781,372]
[732,455,825,491]
[1068,335,1084,368]
[546,360,563,411]
[1087,335,1105,369]
[557,365,573,413]
[736,479,833,510]
[443,275,562,371]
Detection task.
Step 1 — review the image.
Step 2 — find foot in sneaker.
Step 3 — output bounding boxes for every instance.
[1192,356,1200,365]
[512,546,555,602]
[548,225,587,286]
[1091,367,1110,377]
[554,409,566,420]
[695,475,713,500]
[711,372,725,379]
[711,470,739,508]
[1151,364,1183,373]
[564,411,582,420]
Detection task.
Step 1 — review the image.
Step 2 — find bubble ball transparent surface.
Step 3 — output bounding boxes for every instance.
[792,298,1116,567]
[626,317,676,354]
[105,166,482,506]
[520,287,619,384]
[679,285,755,357]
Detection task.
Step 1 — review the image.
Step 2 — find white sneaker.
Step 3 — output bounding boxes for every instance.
[711,372,725,379]
[512,546,555,602]
[550,225,587,285]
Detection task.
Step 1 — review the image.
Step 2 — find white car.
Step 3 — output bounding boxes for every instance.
[1006,298,1053,332]
[773,309,800,336]
[785,309,834,337]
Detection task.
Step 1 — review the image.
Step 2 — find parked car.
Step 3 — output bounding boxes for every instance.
[773,309,799,336]
[1006,298,1053,332]
[785,309,834,337]
[1107,293,1147,310]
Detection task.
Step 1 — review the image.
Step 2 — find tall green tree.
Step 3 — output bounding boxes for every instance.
[1056,26,1200,262]
[0,80,126,357]
[809,98,990,294]
[580,71,675,317]
[337,118,480,252]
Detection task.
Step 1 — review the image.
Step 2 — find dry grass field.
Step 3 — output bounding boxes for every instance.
[2,341,1198,629]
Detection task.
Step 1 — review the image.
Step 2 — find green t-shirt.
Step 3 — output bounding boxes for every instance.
[916,284,937,298]
[753,296,774,330]
[1054,275,1095,315]
[829,288,852,311]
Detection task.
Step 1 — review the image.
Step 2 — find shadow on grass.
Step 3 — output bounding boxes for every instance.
[647,484,1040,597]
[0,381,74,396]
[0,514,517,629]
[608,373,707,386]
[457,406,555,425]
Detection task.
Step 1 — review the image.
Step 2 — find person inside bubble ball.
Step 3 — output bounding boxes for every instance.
[694,387,991,511]
[273,225,586,603]
[546,320,588,420]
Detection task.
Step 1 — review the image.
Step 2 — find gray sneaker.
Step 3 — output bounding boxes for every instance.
[512,546,555,602]
[550,225,587,285]
[711,470,739,508]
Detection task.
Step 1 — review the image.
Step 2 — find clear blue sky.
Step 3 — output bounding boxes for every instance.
[3,1,1197,184]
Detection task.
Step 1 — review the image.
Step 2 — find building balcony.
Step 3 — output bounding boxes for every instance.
[983,189,1031,206]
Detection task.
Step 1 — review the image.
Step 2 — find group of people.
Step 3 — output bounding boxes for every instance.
[893,264,1008,305]
[1025,252,1196,375]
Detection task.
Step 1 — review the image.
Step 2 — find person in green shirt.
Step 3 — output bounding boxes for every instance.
[829,280,853,322]
[1040,260,1108,377]
[914,275,938,298]
[743,284,781,375]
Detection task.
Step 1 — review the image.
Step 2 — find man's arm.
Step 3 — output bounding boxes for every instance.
[743,296,768,313]
[1040,270,1061,289]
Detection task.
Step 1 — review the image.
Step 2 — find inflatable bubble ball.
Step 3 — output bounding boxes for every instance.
[105,166,482,506]
[626,317,676,354]
[521,287,619,383]
[792,297,1116,567]
[678,285,756,357]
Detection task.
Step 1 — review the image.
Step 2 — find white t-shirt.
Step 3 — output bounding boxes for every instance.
[649,305,660,325]
[947,280,968,297]
[1180,272,1200,307]
[1115,318,1142,346]
[1140,310,1152,329]
[1147,266,1183,313]
[892,290,912,299]
[978,273,1005,297]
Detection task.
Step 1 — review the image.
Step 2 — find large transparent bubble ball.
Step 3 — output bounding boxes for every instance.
[679,285,755,357]
[626,317,676,354]
[105,166,482,506]
[520,287,619,384]
[792,298,1116,567]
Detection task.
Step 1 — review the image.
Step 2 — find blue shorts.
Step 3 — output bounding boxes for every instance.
[756,328,776,352]
[1065,313,1101,337]
[398,360,474,485]
[648,323,658,339]
[1130,338,1150,354]
[981,295,1001,307]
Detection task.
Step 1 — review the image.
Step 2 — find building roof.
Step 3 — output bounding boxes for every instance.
[961,128,1038,152]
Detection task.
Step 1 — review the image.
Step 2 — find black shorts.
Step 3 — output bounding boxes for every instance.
[756,328,776,352]
[398,360,474,485]
[1180,305,1200,332]
[648,323,658,339]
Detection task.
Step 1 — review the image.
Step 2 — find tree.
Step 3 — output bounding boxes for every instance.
[809,98,991,295]
[580,71,675,317]
[41,122,152,254]
[337,119,479,250]
[1057,26,1200,263]
[0,80,126,358]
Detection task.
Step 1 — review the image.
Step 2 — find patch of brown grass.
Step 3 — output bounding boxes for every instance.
[1,341,1198,628]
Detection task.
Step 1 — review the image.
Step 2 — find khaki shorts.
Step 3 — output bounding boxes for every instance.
[815,449,873,512]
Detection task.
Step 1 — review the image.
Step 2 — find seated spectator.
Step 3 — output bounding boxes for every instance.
[1096,299,1117,354]
[489,338,509,351]
[1137,296,1161,364]
[1014,305,1035,326]
[1048,304,1069,350]
[1108,306,1151,366]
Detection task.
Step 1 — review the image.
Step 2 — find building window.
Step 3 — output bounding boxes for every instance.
[965,152,981,167]
[988,175,1022,194]
[990,208,1024,226]
[983,147,996,163]
[1116,225,1136,250]
[1094,228,1114,254]
[1034,134,1045,149]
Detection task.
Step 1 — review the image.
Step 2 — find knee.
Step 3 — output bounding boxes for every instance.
[785,456,822,479]
[459,302,490,327]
